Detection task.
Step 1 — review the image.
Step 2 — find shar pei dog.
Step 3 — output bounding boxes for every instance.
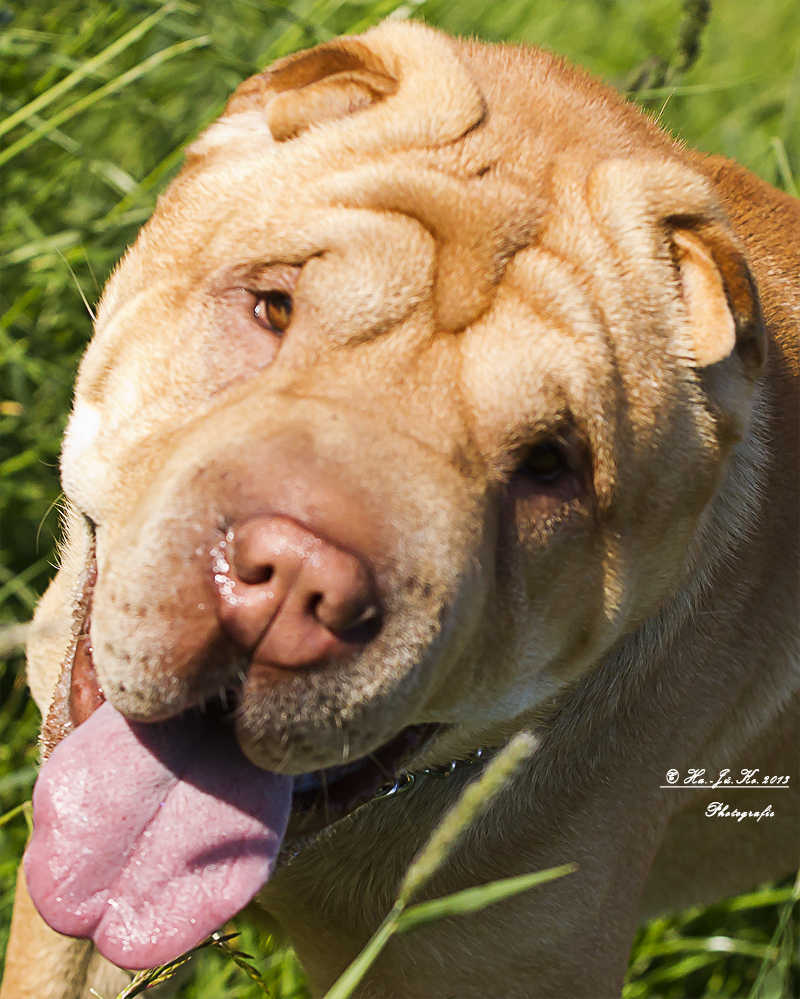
[2,20,798,999]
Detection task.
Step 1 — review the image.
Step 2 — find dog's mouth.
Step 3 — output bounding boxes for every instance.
[25,570,441,972]
[67,583,439,834]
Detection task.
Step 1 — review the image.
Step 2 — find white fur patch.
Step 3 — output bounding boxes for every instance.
[64,400,101,458]
[186,110,277,158]
[61,401,106,518]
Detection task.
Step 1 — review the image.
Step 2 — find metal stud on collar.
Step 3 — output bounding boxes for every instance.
[372,748,488,801]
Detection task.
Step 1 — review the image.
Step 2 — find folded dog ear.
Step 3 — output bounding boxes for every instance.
[667,220,764,374]
[229,39,399,141]
[588,158,766,378]
[669,227,736,368]
[222,23,485,148]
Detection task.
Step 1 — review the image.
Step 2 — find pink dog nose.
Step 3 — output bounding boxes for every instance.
[214,516,380,669]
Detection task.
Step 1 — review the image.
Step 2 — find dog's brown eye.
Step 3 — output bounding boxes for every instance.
[520,442,568,482]
[254,291,293,334]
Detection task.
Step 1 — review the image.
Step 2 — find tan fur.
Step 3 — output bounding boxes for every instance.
[1,870,129,999]
[2,22,797,999]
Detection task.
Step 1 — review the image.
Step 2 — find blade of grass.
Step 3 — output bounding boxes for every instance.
[748,868,800,999]
[4,232,81,267]
[397,731,538,906]
[321,905,401,999]
[632,75,762,98]
[28,115,136,196]
[55,248,96,322]
[0,2,180,140]
[0,556,52,612]
[728,884,797,911]
[630,936,777,961]
[0,801,31,830]
[11,102,140,196]
[770,136,799,198]
[0,288,40,333]
[210,932,272,994]
[0,35,211,168]
[322,863,576,999]
[395,863,577,934]
[634,951,729,985]
[97,144,187,226]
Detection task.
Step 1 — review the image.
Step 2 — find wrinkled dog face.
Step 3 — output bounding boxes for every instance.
[40,23,763,778]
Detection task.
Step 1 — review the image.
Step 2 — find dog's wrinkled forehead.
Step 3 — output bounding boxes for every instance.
[102,22,543,337]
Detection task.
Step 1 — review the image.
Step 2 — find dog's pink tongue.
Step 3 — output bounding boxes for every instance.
[24,701,292,969]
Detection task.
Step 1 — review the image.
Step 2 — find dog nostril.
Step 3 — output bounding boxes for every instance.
[340,603,380,632]
[330,603,383,643]
[309,590,380,634]
[230,547,276,585]
[339,607,383,645]
[245,564,274,586]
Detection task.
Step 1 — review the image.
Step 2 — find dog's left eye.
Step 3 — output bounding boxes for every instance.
[254,291,293,334]
[519,441,568,482]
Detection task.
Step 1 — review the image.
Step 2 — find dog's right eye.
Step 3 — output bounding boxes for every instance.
[519,441,569,482]
[254,291,293,334]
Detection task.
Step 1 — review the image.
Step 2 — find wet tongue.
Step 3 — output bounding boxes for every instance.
[24,700,292,969]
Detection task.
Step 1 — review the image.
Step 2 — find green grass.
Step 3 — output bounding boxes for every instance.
[1,1,798,996]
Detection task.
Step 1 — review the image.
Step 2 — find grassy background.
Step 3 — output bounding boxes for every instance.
[1,0,798,996]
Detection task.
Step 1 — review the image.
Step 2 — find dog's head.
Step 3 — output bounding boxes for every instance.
[25,21,765,967]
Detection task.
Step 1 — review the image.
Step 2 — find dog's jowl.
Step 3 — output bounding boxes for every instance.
[2,21,797,999]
